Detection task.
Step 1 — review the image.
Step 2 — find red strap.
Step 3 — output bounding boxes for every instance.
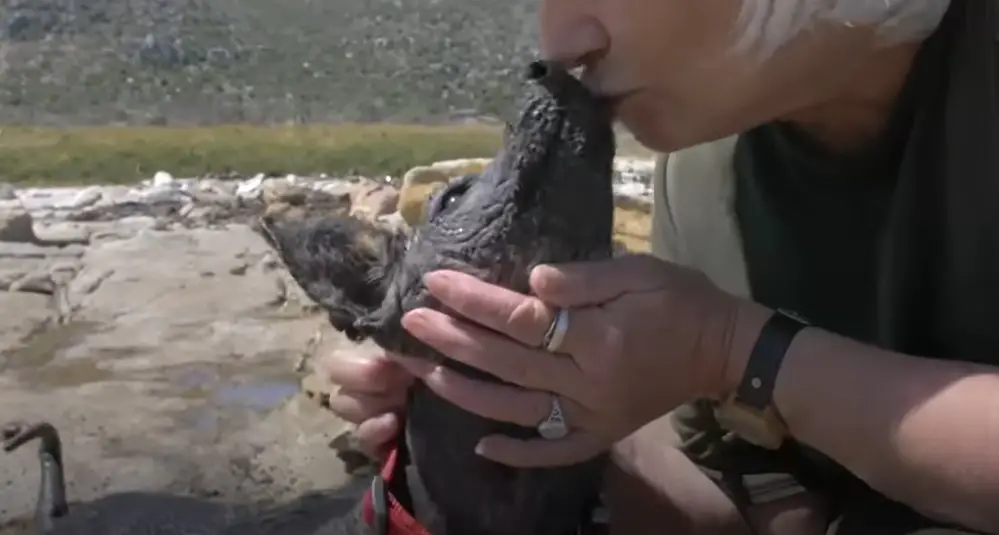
[361,447,432,535]
[362,446,609,535]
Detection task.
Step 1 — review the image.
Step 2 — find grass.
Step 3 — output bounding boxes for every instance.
[0,124,506,186]
[0,124,656,187]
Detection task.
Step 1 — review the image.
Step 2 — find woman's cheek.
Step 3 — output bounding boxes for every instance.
[615,93,683,153]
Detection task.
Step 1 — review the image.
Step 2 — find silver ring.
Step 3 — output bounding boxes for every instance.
[537,394,569,440]
[541,307,570,353]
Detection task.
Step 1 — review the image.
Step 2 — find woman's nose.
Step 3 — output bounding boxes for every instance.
[539,4,609,70]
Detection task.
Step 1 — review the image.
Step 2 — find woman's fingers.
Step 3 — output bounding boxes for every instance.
[353,412,403,457]
[392,353,592,430]
[529,256,668,307]
[317,349,413,454]
[318,350,415,395]
[326,388,408,425]
[418,269,613,368]
[401,307,584,398]
[423,270,555,347]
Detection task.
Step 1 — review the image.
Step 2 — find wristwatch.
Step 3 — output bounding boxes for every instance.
[714,308,809,450]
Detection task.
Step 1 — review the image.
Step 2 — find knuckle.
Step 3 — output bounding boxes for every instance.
[624,253,670,282]
[510,358,538,389]
[356,358,395,391]
[507,296,552,343]
[330,393,399,424]
[356,420,396,451]
[326,396,364,423]
[525,390,550,421]
[600,323,627,357]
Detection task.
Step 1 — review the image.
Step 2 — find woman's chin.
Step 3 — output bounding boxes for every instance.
[614,97,679,152]
[618,115,676,153]
[619,107,730,154]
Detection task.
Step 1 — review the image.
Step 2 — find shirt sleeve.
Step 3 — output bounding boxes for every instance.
[650,152,814,508]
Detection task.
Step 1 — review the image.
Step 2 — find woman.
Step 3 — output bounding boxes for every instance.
[317,0,999,533]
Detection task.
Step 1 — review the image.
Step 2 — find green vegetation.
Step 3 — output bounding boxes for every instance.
[0,124,504,186]
[0,123,654,186]
[0,0,541,125]
[0,1,658,187]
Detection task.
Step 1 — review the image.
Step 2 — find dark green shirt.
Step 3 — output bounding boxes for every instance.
[733,119,904,346]
[725,36,969,533]
[673,0,997,532]
[728,114,911,514]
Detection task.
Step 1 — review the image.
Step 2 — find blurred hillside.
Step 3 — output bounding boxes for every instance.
[0,0,541,126]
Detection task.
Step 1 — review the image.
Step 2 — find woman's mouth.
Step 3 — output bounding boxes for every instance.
[574,66,639,116]
[601,89,639,117]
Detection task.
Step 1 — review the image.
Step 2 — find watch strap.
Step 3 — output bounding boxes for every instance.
[734,309,809,410]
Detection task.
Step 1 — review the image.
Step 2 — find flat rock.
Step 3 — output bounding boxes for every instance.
[0,259,42,289]
[397,167,451,227]
[0,183,17,201]
[0,292,52,351]
[613,195,653,253]
[0,242,86,260]
[34,222,92,244]
[429,158,492,177]
[66,186,104,210]
[0,222,368,526]
[0,200,36,243]
[348,181,399,220]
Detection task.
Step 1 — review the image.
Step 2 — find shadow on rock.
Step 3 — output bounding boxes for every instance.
[1,421,365,535]
[0,489,362,535]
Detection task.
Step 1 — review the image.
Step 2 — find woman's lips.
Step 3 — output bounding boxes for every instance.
[603,89,640,116]
[582,74,638,102]
[577,65,641,115]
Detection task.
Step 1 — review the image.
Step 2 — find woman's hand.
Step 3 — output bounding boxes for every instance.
[317,345,415,456]
[394,254,742,468]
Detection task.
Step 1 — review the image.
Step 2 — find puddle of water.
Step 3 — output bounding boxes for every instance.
[214,380,300,410]
[161,357,303,435]
[6,320,307,437]
[174,376,301,436]
[211,355,302,412]
[164,365,221,392]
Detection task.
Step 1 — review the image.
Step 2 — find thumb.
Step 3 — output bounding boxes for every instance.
[529,254,668,307]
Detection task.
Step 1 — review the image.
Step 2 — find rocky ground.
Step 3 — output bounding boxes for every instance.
[0,157,656,528]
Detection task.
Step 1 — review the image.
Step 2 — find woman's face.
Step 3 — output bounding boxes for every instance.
[539,0,879,152]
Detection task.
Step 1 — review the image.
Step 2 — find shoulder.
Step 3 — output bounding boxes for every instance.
[650,135,740,264]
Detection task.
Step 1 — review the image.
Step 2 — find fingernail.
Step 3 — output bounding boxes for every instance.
[423,271,454,294]
[529,265,559,295]
[529,264,552,281]
[401,309,432,332]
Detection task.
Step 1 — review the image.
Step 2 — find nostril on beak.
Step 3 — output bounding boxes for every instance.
[526,60,551,82]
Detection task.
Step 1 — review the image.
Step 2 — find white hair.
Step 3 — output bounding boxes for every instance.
[734,0,952,58]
